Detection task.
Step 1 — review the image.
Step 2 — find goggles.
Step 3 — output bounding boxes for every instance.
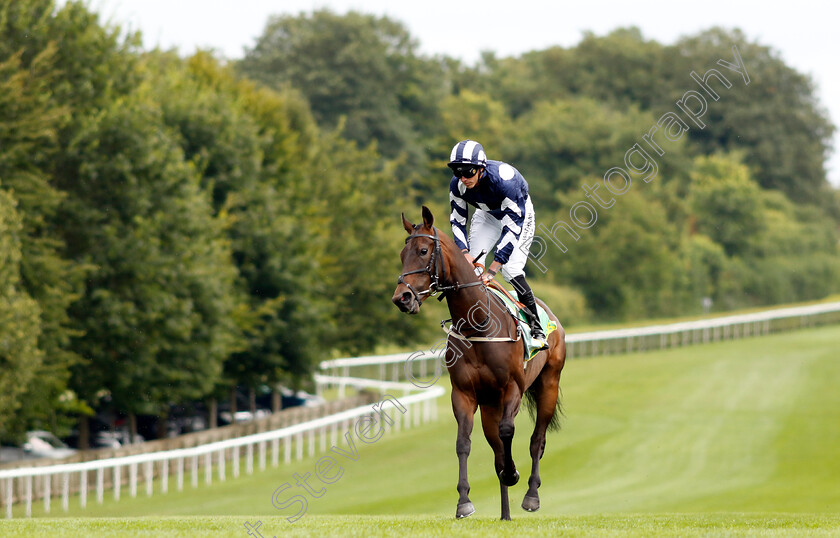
[450,164,479,178]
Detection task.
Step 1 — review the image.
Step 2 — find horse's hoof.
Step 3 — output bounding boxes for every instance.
[456,502,475,519]
[521,494,540,512]
[499,469,520,487]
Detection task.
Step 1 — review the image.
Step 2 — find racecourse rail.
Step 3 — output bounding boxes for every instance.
[321,300,840,386]
[3,299,840,518]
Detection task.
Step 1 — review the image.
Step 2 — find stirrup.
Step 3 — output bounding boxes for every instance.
[530,325,549,351]
[532,337,549,351]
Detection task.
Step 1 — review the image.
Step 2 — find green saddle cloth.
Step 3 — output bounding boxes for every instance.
[487,287,557,360]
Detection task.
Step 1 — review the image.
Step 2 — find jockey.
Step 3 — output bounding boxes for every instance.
[447,139,548,350]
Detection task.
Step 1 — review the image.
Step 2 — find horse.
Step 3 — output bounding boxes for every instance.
[392,206,566,521]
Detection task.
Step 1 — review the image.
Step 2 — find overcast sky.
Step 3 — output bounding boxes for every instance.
[84,0,840,186]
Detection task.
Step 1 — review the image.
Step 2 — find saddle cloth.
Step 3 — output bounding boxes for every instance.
[487,286,557,361]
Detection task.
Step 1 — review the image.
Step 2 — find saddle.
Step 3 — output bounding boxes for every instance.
[486,282,557,361]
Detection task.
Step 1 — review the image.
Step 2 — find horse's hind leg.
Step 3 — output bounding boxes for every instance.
[452,388,477,518]
[522,367,561,512]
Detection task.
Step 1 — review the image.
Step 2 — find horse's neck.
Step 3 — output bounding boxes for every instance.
[441,239,508,331]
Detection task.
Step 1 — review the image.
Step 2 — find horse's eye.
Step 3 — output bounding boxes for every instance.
[420,248,428,256]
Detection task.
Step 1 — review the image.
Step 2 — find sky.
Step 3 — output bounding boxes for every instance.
[84,0,840,186]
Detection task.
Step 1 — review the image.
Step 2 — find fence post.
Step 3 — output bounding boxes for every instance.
[232,446,239,478]
[44,475,51,514]
[246,444,254,475]
[162,460,169,494]
[177,457,185,492]
[25,475,31,518]
[80,470,88,507]
[62,472,69,512]
[219,449,226,482]
[204,453,212,485]
[144,462,152,497]
[191,456,198,488]
[5,478,12,519]
[115,465,121,501]
[129,463,138,498]
[97,468,104,504]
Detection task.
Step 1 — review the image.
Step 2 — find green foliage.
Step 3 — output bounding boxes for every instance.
[310,132,427,354]
[559,191,686,319]
[503,98,663,210]
[674,28,835,209]
[529,281,590,327]
[0,189,43,439]
[688,154,764,256]
[239,9,433,162]
[0,3,85,437]
[59,89,241,414]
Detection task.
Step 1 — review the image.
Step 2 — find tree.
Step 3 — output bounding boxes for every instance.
[688,154,764,257]
[240,9,428,161]
[0,2,87,436]
[59,89,241,435]
[558,191,686,319]
[674,28,835,209]
[148,50,329,394]
[0,188,43,440]
[502,97,687,212]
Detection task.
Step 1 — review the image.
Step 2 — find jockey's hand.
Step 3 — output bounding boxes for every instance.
[482,261,502,285]
[462,250,475,265]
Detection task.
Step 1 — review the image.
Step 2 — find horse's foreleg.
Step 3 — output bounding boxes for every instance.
[479,404,512,521]
[452,389,477,519]
[499,383,521,489]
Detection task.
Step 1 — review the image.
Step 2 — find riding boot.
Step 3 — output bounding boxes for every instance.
[511,276,548,350]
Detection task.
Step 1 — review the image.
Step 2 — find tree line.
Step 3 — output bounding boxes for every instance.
[1,2,837,442]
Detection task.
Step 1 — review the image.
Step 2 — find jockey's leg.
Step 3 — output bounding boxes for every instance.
[499,198,547,349]
[510,276,547,348]
[467,209,501,271]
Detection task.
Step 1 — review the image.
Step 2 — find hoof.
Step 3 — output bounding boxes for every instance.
[521,494,540,512]
[499,469,520,487]
[456,502,475,519]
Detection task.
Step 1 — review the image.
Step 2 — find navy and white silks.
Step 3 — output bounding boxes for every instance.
[449,160,536,281]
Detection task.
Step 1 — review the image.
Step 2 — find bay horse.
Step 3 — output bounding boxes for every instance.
[392,206,566,521]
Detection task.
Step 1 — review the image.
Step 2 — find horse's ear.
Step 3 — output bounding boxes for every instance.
[402,213,414,234]
[421,205,434,228]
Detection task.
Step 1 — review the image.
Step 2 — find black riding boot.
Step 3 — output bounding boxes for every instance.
[511,275,548,349]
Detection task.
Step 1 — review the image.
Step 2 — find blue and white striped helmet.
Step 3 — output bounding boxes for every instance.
[448,140,487,168]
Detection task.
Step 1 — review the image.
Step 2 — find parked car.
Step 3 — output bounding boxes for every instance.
[279,386,325,409]
[0,431,77,463]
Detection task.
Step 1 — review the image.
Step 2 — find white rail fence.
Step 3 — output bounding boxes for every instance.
[319,301,840,385]
[1,383,443,519]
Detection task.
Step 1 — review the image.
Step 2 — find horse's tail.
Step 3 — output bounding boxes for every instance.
[523,384,563,433]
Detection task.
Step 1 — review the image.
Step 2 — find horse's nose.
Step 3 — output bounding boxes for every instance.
[392,290,413,309]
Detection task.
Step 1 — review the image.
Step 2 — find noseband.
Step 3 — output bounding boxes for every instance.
[398,227,482,303]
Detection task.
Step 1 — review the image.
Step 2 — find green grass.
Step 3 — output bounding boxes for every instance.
[2,514,840,537]
[5,324,840,536]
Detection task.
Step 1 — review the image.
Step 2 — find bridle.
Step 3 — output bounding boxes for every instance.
[397,226,521,343]
[397,226,482,304]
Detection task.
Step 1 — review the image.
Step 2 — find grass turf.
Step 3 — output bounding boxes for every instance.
[4,324,840,536]
[2,514,840,537]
